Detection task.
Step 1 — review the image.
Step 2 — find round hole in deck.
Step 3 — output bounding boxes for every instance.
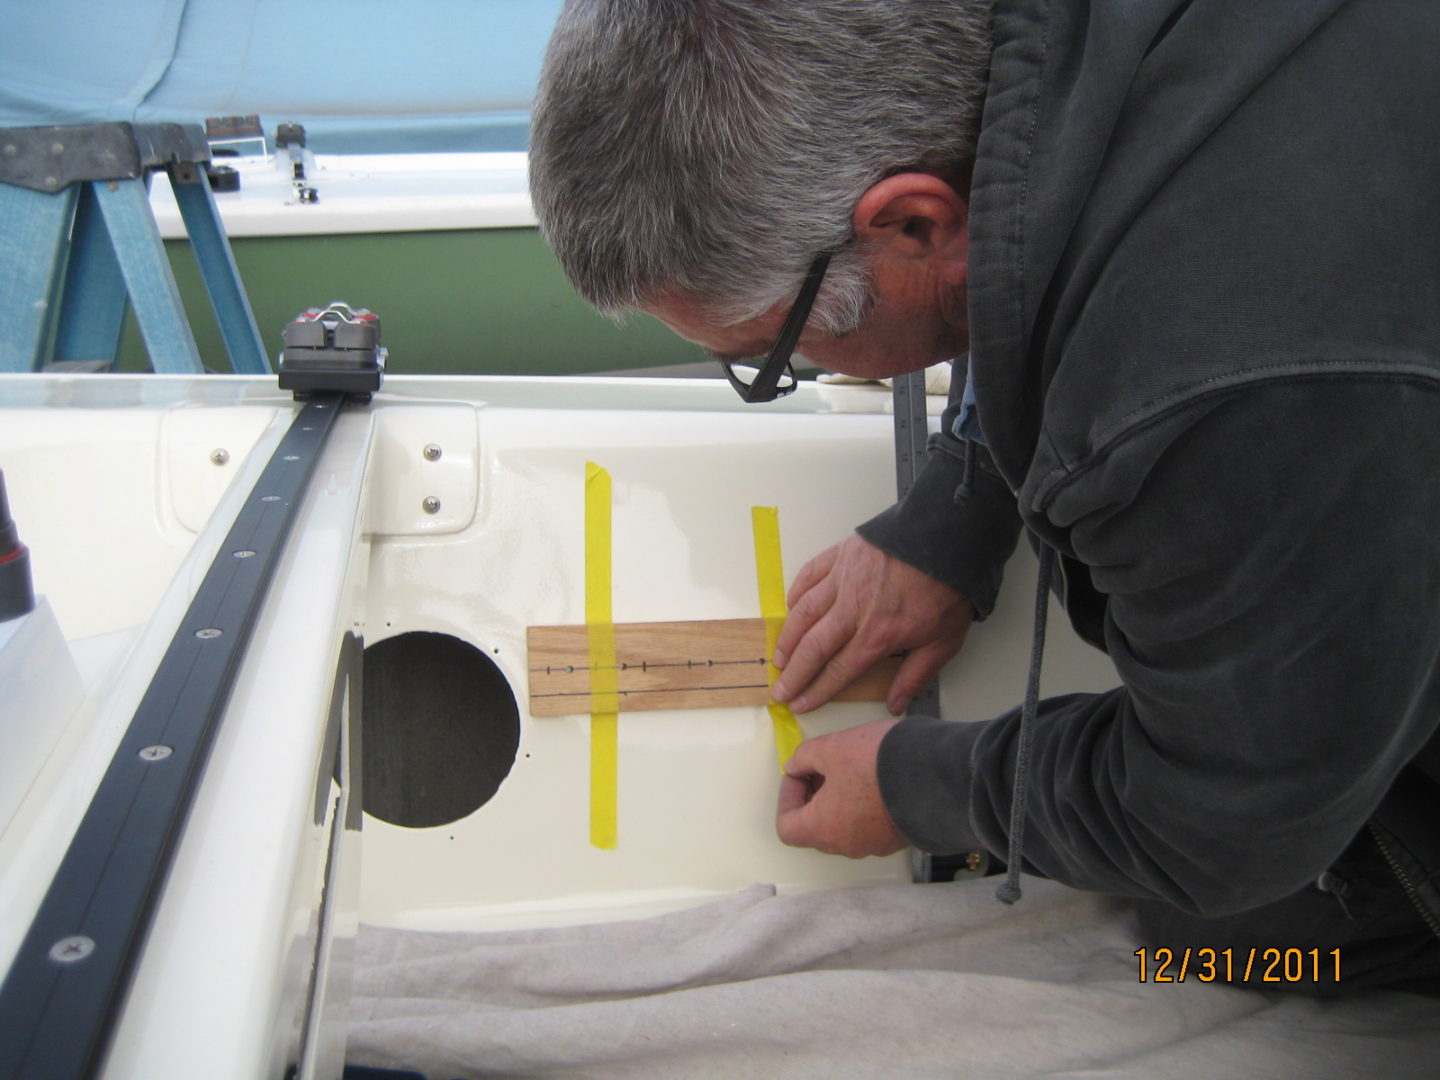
[360,632,519,828]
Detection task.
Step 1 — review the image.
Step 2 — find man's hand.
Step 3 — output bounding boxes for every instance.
[771,534,974,714]
[775,719,906,857]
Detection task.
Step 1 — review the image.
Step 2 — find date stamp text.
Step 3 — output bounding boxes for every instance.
[1136,947,1341,985]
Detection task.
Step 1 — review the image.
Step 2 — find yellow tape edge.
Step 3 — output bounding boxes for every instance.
[586,462,618,849]
[751,506,804,770]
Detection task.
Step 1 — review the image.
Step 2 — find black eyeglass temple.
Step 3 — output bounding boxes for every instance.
[738,251,833,403]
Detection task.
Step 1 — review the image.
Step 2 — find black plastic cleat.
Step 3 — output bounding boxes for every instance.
[277,302,385,402]
[0,470,36,622]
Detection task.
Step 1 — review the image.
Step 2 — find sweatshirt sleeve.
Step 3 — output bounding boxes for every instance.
[855,369,1023,618]
[878,378,1440,916]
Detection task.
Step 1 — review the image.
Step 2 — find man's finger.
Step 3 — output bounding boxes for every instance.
[771,611,857,705]
[776,802,820,849]
[786,542,841,610]
[776,785,836,851]
[774,572,838,670]
[885,637,967,715]
[776,764,829,849]
[786,638,891,713]
[782,733,829,777]
[776,771,816,818]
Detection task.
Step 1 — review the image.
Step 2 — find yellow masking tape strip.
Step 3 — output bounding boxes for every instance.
[751,506,804,770]
[585,462,618,849]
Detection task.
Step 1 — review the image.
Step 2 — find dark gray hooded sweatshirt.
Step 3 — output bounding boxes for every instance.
[862,0,1440,937]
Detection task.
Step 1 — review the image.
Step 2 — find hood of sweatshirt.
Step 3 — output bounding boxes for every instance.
[965,0,1440,512]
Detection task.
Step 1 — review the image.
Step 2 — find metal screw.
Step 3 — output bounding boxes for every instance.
[210,448,229,466]
[50,142,64,156]
[3,145,16,157]
[49,936,95,964]
[233,550,256,559]
[196,628,223,640]
[423,444,442,462]
[422,496,441,515]
[138,745,172,762]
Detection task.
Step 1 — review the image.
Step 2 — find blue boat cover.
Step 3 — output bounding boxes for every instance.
[0,0,563,152]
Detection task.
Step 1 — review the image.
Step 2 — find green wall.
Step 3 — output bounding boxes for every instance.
[120,227,709,376]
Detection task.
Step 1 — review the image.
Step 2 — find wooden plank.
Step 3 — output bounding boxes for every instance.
[526,618,899,716]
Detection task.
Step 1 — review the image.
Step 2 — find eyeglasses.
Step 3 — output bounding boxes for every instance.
[719,251,832,403]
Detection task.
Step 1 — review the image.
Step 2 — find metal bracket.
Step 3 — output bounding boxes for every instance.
[0,123,210,194]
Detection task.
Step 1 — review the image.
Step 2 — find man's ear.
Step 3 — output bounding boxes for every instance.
[853,173,969,286]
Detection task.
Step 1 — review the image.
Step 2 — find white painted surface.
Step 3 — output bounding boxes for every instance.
[0,372,1120,1077]
[0,403,293,982]
[101,410,374,1080]
[0,598,83,840]
[148,152,536,238]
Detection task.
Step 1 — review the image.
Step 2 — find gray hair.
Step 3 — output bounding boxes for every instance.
[529,0,993,333]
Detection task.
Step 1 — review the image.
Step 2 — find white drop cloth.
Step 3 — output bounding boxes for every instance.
[347,877,1440,1079]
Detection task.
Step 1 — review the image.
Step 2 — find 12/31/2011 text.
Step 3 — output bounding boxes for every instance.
[1136,947,1341,985]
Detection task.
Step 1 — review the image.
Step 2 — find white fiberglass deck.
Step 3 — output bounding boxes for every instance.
[147,152,536,238]
[0,372,1118,1079]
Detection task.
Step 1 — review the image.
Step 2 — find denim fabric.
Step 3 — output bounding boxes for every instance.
[1136,829,1440,998]
[952,355,986,446]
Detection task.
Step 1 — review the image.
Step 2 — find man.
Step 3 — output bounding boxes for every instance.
[530,0,1440,992]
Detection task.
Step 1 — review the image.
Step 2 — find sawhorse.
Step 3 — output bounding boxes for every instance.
[0,122,269,374]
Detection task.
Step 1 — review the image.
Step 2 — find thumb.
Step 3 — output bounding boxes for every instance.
[775,771,829,848]
[782,733,831,779]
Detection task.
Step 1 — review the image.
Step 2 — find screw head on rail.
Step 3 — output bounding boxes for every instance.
[49,936,96,964]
